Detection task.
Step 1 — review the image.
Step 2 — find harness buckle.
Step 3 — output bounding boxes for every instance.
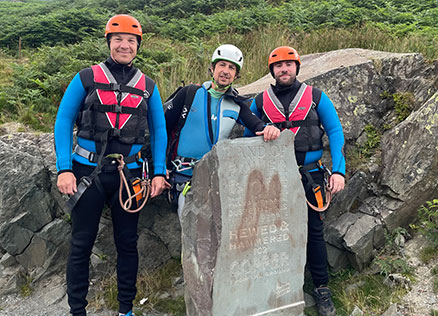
[88,152,96,162]
[79,176,92,188]
[284,121,293,129]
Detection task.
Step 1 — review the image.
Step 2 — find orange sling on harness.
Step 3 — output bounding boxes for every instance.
[299,161,332,212]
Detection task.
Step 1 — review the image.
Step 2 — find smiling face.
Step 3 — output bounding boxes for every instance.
[109,33,138,65]
[211,60,238,91]
[272,60,297,86]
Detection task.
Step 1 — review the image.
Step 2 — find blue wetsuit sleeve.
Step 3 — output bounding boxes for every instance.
[243,98,261,137]
[54,73,86,173]
[317,92,346,175]
[147,85,167,176]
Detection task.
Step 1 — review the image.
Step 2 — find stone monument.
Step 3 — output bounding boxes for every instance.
[182,130,308,316]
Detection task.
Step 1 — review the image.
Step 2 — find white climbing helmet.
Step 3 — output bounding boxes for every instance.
[211,44,244,71]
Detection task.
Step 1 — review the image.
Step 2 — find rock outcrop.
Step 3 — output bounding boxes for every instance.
[0,129,180,295]
[242,48,438,271]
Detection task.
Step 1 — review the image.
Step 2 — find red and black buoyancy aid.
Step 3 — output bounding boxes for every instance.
[259,83,324,152]
[77,62,154,144]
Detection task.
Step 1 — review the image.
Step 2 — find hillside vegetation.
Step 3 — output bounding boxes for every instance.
[0,0,437,131]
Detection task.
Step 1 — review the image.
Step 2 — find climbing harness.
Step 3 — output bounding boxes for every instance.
[167,174,192,206]
[299,160,332,213]
[66,130,150,213]
[113,154,151,213]
[166,158,196,206]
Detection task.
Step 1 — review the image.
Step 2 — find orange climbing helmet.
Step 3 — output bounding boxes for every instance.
[268,46,301,76]
[105,14,143,40]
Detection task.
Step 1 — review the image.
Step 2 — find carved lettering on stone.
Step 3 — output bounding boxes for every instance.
[182,130,307,316]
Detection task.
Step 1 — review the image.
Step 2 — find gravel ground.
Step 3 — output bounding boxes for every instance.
[1,234,436,316]
[0,293,168,316]
[398,235,438,316]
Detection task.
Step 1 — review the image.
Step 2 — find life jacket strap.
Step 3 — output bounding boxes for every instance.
[94,82,147,98]
[274,119,320,130]
[91,103,142,115]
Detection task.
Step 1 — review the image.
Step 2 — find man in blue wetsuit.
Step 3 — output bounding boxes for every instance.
[165,44,280,218]
[244,46,345,316]
[54,14,167,316]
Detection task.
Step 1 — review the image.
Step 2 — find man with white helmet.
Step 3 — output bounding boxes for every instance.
[165,44,280,217]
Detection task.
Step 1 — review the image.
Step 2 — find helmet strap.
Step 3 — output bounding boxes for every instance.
[211,77,232,92]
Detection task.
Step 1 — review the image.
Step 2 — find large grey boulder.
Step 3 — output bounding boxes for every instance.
[0,134,64,295]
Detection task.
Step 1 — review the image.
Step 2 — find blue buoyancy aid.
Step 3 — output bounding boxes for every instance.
[176,81,241,161]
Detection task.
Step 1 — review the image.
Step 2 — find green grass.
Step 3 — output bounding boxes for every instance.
[20,275,33,298]
[154,23,438,100]
[91,258,184,315]
[421,246,438,264]
[1,22,438,131]
[304,268,408,316]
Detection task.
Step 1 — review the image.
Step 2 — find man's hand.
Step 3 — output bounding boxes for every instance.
[255,125,281,141]
[57,172,77,195]
[329,174,345,194]
[150,176,171,198]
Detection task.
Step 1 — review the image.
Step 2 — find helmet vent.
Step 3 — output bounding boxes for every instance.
[288,52,294,55]
[112,23,120,26]
[218,50,221,55]
[272,54,277,57]
[132,25,139,28]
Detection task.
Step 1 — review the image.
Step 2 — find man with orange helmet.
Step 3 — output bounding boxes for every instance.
[54,14,168,316]
[245,46,345,316]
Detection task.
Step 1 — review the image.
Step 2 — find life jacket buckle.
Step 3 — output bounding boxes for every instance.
[111,128,121,137]
[110,83,121,92]
[113,104,123,113]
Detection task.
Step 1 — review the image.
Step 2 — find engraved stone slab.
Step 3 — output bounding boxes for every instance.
[182,130,307,316]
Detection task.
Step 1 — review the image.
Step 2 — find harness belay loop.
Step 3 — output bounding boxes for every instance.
[116,154,151,213]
